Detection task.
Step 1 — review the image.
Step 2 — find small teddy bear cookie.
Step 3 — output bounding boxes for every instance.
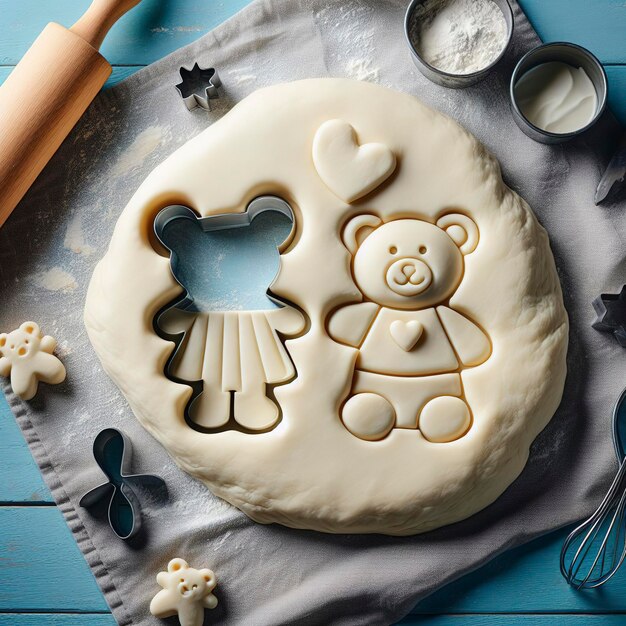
[0,322,66,400]
[150,558,218,626]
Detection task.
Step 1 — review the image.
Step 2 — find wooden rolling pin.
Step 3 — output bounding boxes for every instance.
[0,0,142,228]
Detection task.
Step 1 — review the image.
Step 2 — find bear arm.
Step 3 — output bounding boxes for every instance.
[437,306,491,367]
[268,305,306,335]
[34,353,66,385]
[0,356,11,377]
[202,592,218,609]
[328,302,379,347]
[158,307,198,336]
[40,335,57,353]
[156,571,169,588]
[149,588,178,618]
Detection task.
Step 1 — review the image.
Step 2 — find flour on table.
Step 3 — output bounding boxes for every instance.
[228,68,257,86]
[345,58,379,82]
[64,214,96,257]
[408,0,508,75]
[33,267,77,293]
[112,125,165,177]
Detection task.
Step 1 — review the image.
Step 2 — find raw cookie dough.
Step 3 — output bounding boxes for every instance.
[85,79,568,535]
[0,321,66,400]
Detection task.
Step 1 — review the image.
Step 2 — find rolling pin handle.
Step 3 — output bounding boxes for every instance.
[71,0,142,50]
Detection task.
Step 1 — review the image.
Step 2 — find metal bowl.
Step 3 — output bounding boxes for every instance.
[404,0,514,88]
[510,42,608,144]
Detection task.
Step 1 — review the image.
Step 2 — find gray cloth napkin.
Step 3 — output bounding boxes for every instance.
[1,0,625,624]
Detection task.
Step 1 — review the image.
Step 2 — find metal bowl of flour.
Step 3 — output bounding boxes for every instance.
[404,0,514,88]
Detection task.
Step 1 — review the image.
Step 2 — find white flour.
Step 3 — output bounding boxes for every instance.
[409,0,508,75]
[33,267,78,293]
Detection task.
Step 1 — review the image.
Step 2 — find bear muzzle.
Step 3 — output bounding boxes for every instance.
[386,258,432,296]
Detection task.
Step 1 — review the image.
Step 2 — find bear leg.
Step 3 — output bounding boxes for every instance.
[341,392,395,441]
[419,396,471,443]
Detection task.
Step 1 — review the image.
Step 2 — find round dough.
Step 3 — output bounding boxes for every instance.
[84,79,568,535]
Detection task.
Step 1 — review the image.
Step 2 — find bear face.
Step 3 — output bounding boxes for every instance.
[0,322,41,360]
[175,567,211,600]
[343,213,479,310]
[163,558,216,602]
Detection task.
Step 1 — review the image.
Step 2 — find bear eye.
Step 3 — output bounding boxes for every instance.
[389,246,397,255]
[419,245,427,254]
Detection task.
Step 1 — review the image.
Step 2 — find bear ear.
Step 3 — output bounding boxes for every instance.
[168,558,189,573]
[20,322,40,337]
[199,568,216,587]
[342,214,382,254]
[436,213,479,255]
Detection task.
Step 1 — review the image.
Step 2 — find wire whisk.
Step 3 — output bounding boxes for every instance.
[561,387,626,588]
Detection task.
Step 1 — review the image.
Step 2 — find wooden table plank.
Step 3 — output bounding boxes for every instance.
[1,616,116,626]
[413,527,626,614]
[0,507,109,612]
[399,617,626,625]
[605,66,626,127]
[0,0,250,66]
[520,0,626,64]
[0,396,50,504]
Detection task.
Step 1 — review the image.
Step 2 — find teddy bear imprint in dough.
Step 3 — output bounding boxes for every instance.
[0,322,66,400]
[150,558,218,626]
[328,212,491,443]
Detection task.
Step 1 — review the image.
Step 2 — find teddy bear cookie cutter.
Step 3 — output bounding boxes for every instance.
[0,321,66,400]
[328,212,491,442]
[153,195,305,432]
[150,558,218,626]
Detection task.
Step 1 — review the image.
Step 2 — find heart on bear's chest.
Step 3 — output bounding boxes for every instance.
[389,319,423,351]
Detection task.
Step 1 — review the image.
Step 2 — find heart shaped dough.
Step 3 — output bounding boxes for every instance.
[390,319,423,351]
[312,119,396,203]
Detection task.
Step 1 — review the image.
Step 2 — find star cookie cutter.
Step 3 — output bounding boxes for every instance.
[80,428,166,540]
[175,63,221,111]
[592,286,626,347]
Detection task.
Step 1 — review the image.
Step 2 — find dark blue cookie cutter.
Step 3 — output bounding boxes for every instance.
[592,286,626,347]
[79,428,166,540]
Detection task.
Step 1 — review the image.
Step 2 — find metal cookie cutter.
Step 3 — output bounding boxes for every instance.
[80,428,166,540]
[175,63,221,111]
[592,286,626,347]
[152,195,296,427]
[561,387,626,588]
[153,194,294,316]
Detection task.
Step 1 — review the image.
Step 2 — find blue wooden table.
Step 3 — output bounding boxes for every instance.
[1,1,625,624]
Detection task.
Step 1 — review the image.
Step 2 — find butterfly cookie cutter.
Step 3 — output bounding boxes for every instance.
[152,195,304,433]
[80,428,166,540]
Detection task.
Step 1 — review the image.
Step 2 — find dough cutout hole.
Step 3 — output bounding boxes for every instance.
[328,211,490,442]
[152,196,307,434]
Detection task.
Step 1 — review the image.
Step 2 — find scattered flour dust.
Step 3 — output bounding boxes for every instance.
[313,2,380,82]
[228,67,257,86]
[408,0,508,75]
[33,267,78,293]
[64,213,96,257]
[112,125,165,177]
[345,58,380,82]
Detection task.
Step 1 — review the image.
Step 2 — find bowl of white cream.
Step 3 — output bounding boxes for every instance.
[510,42,608,144]
[404,0,514,88]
